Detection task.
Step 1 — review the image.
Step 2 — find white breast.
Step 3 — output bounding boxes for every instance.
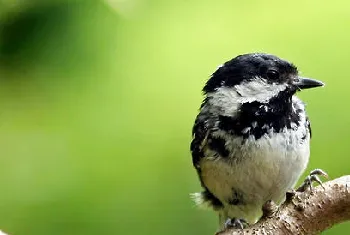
[200,124,310,224]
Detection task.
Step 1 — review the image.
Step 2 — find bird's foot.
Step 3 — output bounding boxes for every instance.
[224,218,248,230]
[297,169,328,192]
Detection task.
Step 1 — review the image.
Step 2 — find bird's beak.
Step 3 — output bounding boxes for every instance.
[293,77,324,90]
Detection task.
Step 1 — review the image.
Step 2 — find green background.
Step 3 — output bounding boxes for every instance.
[0,0,349,234]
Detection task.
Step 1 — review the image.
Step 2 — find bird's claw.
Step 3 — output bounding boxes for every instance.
[310,169,328,178]
[224,218,248,230]
[297,168,328,192]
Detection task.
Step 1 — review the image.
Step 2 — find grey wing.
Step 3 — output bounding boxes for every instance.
[190,114,224,210]
[191,114,229,172]
[190,115,210,172]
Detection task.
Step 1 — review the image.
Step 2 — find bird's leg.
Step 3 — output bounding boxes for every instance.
[224,218,248,230]
[297,169,328,192]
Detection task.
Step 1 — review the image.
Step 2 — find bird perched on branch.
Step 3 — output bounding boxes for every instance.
[190,53,324,229]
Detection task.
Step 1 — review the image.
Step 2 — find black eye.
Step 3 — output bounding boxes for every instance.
[266,70,280,80]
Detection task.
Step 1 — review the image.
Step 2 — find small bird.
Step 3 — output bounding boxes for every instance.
[190,53,324,229]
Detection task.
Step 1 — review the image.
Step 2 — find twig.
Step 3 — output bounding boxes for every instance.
[217,175,350,235]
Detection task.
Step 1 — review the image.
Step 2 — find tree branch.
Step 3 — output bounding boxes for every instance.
[217,175,350,235]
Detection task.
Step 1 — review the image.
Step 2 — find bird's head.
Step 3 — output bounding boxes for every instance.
[203,53,324,114]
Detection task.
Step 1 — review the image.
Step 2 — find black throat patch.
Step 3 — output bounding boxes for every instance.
[218,91,302,140]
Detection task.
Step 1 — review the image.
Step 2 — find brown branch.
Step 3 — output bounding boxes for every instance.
[217,175,350,235]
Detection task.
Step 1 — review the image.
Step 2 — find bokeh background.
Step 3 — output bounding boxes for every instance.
[0,0,349,234]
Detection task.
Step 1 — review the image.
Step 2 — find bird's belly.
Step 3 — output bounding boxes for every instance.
[200,129,310,222]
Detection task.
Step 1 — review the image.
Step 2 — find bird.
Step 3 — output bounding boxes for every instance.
[190,53,324,230]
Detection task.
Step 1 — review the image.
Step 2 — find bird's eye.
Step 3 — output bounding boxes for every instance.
[266,70,280,80]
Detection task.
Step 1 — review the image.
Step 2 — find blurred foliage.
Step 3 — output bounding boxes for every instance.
[0,0,349,234]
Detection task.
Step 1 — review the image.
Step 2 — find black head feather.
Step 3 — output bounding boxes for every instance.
[203,53,298,93]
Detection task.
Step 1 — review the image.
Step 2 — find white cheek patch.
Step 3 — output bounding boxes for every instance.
[206,87,241,116]
[234,77,287,103]
[206,77,288,116]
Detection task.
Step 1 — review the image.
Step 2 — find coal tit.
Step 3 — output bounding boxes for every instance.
[190,53,324,229]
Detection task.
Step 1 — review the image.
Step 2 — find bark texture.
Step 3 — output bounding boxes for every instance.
[217,175,350,235]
